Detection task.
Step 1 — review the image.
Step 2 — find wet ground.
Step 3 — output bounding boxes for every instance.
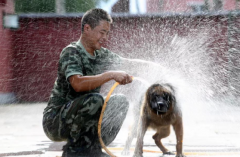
[0,103,240,157]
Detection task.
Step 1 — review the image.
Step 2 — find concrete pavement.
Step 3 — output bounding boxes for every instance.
[0,103,240,157]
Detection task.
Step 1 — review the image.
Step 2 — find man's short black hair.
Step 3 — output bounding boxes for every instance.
[81,8,113,32]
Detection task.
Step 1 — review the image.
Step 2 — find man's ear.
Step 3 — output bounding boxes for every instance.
[83,24,92,33]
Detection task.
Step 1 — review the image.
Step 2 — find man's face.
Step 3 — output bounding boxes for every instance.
[85,20,110,51]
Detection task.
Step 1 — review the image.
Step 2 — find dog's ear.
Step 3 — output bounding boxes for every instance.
[164,83,175,94]
[146,87,152,102]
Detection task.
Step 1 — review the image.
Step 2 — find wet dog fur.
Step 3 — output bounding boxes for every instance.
[122,83,185,157]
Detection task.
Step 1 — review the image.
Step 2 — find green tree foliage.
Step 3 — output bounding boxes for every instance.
[15,0,55,13]
[15,0,108,13]
[65,0,96,12]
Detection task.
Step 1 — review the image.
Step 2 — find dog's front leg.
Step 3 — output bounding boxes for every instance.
[173,116,186,157]
[133,115,148,157]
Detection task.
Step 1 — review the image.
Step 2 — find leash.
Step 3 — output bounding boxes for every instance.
[98,77,134,157]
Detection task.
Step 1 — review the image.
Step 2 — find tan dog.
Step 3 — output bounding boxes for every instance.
[122,83,185,157]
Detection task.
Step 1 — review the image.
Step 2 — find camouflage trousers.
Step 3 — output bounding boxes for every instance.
[43,93,129,152]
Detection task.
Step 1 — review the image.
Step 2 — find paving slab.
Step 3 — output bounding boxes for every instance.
[0,103,240,157]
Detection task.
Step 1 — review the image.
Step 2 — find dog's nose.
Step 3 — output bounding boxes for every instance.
[157,101,164,106]
[157,101,168,113]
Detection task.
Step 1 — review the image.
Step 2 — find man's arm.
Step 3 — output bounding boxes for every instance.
[69,71,133,92]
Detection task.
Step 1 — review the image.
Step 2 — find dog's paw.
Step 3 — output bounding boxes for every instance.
[163,151,175,155]
[175,154,186,157]
[121,150,130,156]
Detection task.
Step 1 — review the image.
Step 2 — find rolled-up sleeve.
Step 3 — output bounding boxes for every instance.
[60,47,83,81]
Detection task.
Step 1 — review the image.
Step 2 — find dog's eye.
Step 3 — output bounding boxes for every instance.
[151,94,159,101]
[163,93,171,101]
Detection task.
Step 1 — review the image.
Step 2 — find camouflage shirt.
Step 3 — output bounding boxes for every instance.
[44,41,122,113]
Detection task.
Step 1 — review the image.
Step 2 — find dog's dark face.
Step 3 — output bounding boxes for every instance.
[147,84,175,115]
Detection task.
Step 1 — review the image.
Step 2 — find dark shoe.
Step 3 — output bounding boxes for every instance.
[62,148,110,157]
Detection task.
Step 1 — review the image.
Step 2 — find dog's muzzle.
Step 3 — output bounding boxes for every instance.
[151,97,169,115]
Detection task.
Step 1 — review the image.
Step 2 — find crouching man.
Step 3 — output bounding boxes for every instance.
[42,8,132,157]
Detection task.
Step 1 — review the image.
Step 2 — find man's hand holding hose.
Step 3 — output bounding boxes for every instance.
[110,71,133,85]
